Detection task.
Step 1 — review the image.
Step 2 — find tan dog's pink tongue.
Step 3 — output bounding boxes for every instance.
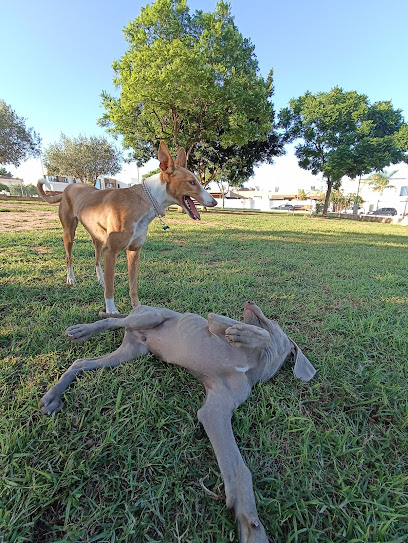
[185,196,201,220]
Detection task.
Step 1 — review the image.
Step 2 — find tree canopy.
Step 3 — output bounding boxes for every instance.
[279,87,408,215]
[0,167,12,177]
[364,169,398,194]
[189,124,283,188]
[8,183,38,196]
[44,134,122,185]
[0,99,41,167]
[99,0,281,183]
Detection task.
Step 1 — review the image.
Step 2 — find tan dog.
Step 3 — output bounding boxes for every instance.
[37,142,217,314]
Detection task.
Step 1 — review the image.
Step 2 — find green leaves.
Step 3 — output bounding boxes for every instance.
[99,0,277,174]
[43,134,122,185]
[0,99,41,167]
[364,169,398,194]
[279,87,408,214]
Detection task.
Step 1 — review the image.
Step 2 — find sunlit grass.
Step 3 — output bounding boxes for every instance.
[1,203,408,542]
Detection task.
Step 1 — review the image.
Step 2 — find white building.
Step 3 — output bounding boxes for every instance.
[0,175,24,192]
[211,176,408,216]
[44,175,129,192]
[355,177,408,216]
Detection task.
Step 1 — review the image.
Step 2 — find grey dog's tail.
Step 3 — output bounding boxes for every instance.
[36,179,64,204]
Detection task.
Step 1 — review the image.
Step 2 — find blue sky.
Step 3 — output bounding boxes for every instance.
[2,0,408,188]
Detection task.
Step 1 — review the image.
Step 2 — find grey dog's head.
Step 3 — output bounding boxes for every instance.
[243,301,316,382]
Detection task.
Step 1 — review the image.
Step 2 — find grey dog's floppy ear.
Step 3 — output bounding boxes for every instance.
[290,340,316,381]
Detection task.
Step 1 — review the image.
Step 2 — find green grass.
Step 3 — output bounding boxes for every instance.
[1,203,408,542]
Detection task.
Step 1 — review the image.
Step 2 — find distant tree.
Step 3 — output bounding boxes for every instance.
[329,189,345,212]
[345,102,408,180]
[279,87,408,215]
[213,175,230,208]
[0,183,8,192]
[100,0,281,183]
[142,168,161,181]
[364,169,398,194]
[44,134,122,185]
[9,184,23,196]
[0,167,12,177]
[329,189,364,212]
[9,183,38,196]
[297,189,307,200]
[22,184,38,196]
[0,99,41,167]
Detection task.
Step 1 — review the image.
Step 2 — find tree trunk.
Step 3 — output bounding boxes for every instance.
[322,177,333,216]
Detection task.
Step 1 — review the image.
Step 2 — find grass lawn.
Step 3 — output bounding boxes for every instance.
[1,202,407,542]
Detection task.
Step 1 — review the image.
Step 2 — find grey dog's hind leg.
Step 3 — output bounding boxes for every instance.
[197,387,269,543]
[66,306,176,343]
[40,329,149,415]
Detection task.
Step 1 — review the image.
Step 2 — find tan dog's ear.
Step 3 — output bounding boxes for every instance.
[158,141,174,172]
[174,147,187,168]
[290,340,317,381]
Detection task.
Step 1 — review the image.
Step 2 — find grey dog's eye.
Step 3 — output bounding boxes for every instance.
[188,179,195,185]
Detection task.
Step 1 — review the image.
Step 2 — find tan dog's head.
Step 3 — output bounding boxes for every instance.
[158,141,217,219]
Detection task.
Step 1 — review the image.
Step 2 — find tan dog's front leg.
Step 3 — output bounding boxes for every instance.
[126,247,141,307]
[103,246,119,314]
[197,388,269,543]
[92,238,104,286]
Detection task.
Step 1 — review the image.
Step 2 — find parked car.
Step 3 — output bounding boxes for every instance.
[293,204,312,211]
[368,207,397,216]
[272,204,294,211]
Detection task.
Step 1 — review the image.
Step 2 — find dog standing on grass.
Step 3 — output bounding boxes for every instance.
[37,141,217,314]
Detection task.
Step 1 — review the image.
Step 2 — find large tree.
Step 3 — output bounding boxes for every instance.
[99,0,281,183]
[0,99,41,167]
[279,87,408,215]
[44,134,122,185]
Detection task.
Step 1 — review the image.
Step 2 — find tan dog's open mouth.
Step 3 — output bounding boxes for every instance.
[183,196,201,220]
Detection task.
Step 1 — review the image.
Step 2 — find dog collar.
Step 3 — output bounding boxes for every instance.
[142,180,170,231]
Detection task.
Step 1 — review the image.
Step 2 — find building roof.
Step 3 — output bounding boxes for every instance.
[0,176,24,186]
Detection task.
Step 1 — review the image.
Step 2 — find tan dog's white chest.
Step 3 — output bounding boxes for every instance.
[128,210,156,248]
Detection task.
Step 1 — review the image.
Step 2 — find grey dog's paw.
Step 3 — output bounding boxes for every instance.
[39,389,64,415]
[65,324,93,342]
[225,324,270,350]
[225,324,253,347]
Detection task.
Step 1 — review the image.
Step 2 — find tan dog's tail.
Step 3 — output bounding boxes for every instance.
[37,179,64,203]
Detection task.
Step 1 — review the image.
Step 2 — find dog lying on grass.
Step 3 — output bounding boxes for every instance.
[40,301,316,543]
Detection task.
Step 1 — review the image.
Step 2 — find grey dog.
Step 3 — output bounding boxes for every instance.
[40,301,316,543]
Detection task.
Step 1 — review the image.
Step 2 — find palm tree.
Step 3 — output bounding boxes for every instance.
[364,169,398,194]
